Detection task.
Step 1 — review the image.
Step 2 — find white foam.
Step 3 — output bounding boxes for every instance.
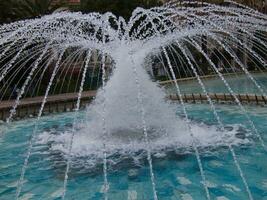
[128,169,138,177]
[154,152,167,158]
[100,184,109,193]
[36,50,248,166]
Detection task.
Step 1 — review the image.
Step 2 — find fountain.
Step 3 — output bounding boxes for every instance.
[0,1,266,199]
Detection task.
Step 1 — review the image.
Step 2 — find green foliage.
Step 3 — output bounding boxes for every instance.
[0,0,161,23]
[15,0,66,18]
[80,0,163,19]
[0,0,66,24]
[0,0,19,23]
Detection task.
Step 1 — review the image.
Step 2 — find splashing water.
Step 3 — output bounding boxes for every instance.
[0,1,266,199]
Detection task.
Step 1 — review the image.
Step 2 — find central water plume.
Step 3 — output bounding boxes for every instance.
[45,43,241,158]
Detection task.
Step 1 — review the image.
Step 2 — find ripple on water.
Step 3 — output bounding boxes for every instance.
[202,180,217,188]
[223,184,241,193]
[50,188,64,198]
[216,196,230,200]
[209,160,223,168]
[128,190,137,200]
[7,179,27,188]
[177,177,192,185]
[262,179,267,190]
[1,101,266,199]
[19,193,34,200]
[181,193,193,200]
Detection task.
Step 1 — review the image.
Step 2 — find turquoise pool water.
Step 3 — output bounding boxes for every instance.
[166,73,267,94]
[0,103,266,200]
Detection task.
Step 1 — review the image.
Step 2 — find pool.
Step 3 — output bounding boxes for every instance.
[0,103,266,200]
[166,73,267,95]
